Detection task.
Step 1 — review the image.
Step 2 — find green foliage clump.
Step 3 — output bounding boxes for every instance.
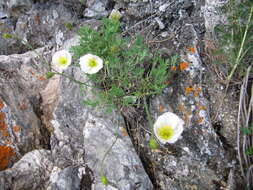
[72,18,177,110]
[214,0,253,80]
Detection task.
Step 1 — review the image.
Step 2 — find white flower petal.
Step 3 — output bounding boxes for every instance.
[79,54,103,74]
[154,112,184,144]
[52,50,72,70]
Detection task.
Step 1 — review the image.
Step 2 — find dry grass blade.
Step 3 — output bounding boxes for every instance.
[237,65,253,189]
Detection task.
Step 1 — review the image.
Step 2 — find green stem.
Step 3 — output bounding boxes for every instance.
[100,132,119,177]
[52,69,92,87]
[228,4,253,80]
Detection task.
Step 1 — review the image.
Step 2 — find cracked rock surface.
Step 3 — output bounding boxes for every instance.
[0,0,243,189]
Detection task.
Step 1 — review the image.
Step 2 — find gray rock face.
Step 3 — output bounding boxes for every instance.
[83,0,109,19]
[0,36,153,190]
[148,25,228,189]
[8,0,32,10]
[0,48,50,165]
[0,2,77,55]
[0,149,53,190]
[0,0,243,189]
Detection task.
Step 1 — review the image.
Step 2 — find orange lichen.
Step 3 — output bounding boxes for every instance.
[185,87,194,95]
[159,105,165,113]
[177,104,185,112]
[180,62,190,71]
[196,102,207,111]
[171,66,177,71]
[2,129,10,137]
[0,99,4,109]
[194,87,202,97]
[188,46,197,54]
[28,69,36,76]
[0,112,6,121]
[0,112,10,138]
[13,125,21,133]
[0,145,16,171]
[38,76,46,81]
[197,117,204,124]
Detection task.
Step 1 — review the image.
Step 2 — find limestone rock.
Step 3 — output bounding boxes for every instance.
[83,0,109,19]
[0,36,153,189]
[0,49,50,169]
[0,149,53,190]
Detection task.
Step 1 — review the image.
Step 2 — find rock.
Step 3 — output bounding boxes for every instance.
[0,35,153,189]
[7,0,33,17]
[0,17,17,55]
[154,17,165,30]
[14,3,75,50]
[0,0,244,189]
[0,48,50,169]
[47,166,86,190]
[45,36,153,189]
[119,0,241,189]
[8,0,32,9]
[83,0,108,19]
[0,2,77,55]
[0,149,53,190]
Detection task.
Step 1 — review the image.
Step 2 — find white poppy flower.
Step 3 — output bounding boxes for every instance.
[52,50,72,70]
[154,112,184,144]
[109,9,122,21]
[79,54,103,74]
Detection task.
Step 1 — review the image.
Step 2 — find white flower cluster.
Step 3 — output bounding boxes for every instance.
[52,50,103,74]
[52,51,184,145]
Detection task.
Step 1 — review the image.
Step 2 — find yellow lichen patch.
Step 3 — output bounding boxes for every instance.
[13,125,21,133]
[199,105,207,110]
[0,145,16,171]
[121,127,128,137]
[185,86,194,95]
[180,62,190,71]
[0,99,4,110]
[187,46,197,54]
[196,102,207,111]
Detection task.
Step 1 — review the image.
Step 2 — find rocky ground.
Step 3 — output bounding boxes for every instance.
[0,0,244,189]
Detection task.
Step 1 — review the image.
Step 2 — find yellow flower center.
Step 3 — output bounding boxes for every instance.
[58,56,68,66]
[157,125,174,140]
[88,58,98,68]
